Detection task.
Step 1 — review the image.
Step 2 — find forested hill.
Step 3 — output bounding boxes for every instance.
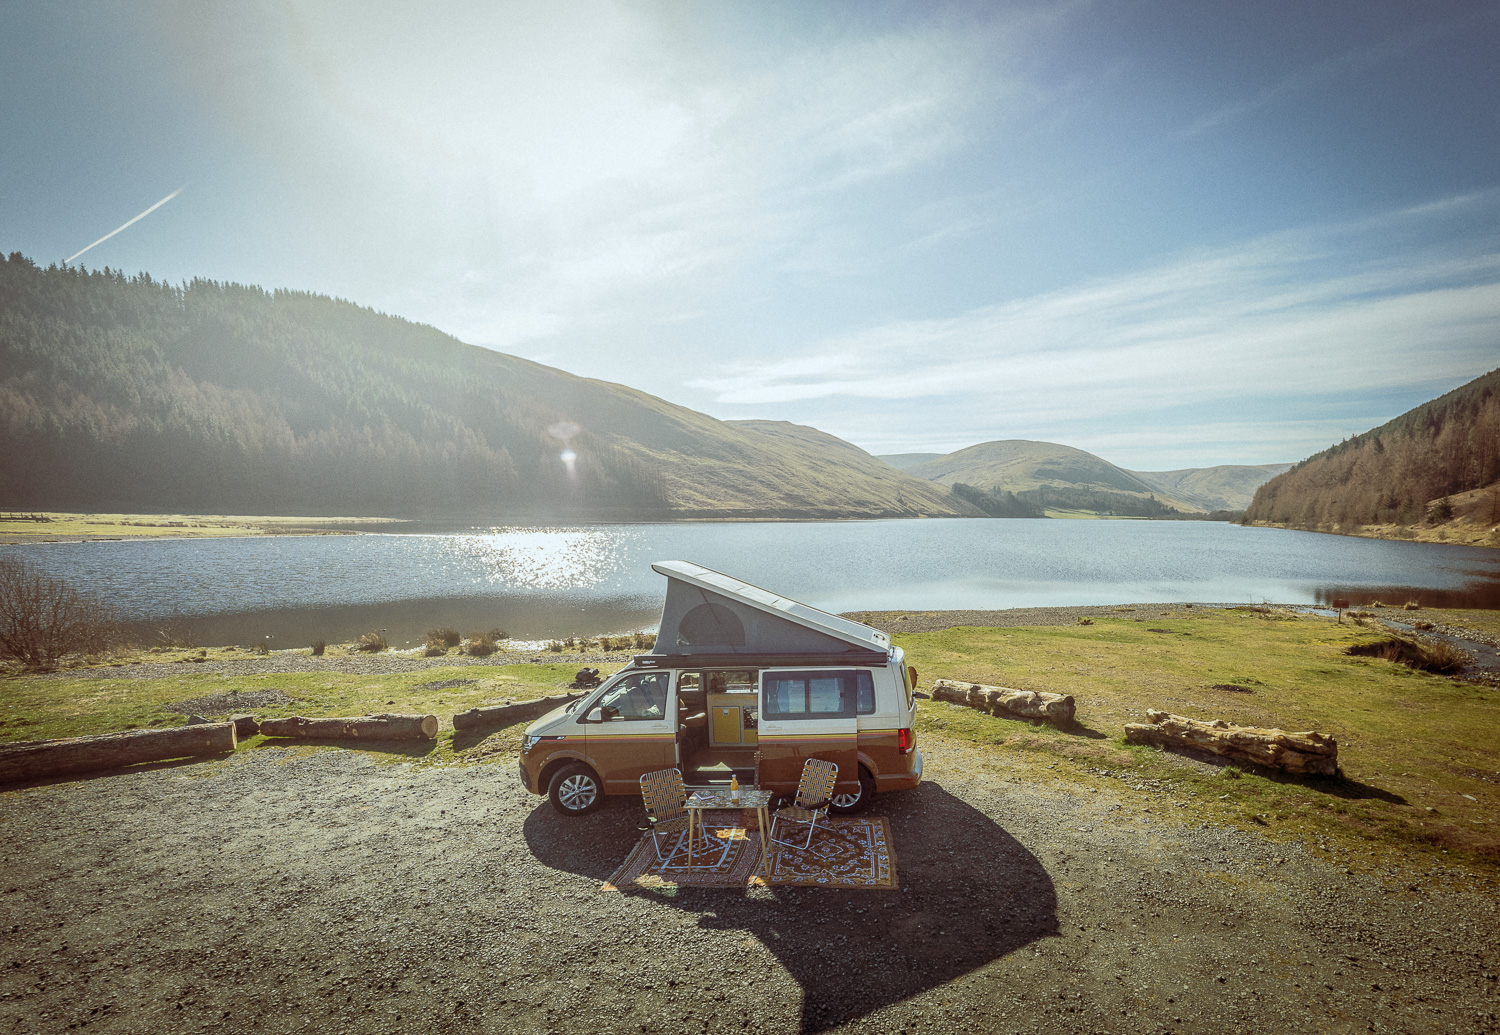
[1244,367,1500,536]
[0,254,969,519]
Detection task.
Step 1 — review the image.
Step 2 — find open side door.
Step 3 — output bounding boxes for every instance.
[756,669,860,796]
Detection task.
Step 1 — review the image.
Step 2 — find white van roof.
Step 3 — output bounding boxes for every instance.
[650,560,891,657]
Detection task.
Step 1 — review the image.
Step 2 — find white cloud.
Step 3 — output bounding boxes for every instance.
[690,194,1500,464]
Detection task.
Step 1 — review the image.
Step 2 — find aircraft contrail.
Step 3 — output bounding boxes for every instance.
[64,185,186,265]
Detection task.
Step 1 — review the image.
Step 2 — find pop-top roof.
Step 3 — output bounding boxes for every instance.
[650,560,891,656]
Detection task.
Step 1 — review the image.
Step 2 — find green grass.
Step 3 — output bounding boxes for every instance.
[901,608,1500,871]
[0,663,616,766]
[0,512,401,541]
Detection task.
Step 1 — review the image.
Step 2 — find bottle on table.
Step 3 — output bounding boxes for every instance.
[730,773,740,803]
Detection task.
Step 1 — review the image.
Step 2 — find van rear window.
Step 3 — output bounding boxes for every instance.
[763,670,874,719]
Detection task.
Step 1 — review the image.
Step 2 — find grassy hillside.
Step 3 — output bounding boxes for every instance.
[1244,367,1500,543]
[0,254,969,519]
[1132,463,1293,511]
[905,439,1204,515]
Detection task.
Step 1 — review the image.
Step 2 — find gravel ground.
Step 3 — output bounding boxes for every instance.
[2,734,1497,1034]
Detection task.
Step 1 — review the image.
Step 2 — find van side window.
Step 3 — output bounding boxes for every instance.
[763,670,873,719]
[596,672,669,721]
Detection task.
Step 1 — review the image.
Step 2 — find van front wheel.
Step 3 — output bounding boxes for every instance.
[830,767,876,814]
[549,763,603,815]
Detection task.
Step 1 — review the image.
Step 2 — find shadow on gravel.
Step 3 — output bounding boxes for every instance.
[0,751,234,791]
[1153,744,1408,804]
[523,780,1057,1033]
[251,736,438,759]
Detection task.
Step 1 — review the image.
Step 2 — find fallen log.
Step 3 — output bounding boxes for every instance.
[258,714,438,741]
[0,722,237,784]
[1124,710,1337,775]
[929,678,1076,724]
[452,693,584,732]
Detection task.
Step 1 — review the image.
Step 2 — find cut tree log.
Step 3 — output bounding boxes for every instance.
[0,722,237,784]
[258,714,438,741]
[929,679,1076,724]
[452,693,585,732]
[1123,709,1338,775]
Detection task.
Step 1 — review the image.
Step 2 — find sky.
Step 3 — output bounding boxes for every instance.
[3,0,1498,470]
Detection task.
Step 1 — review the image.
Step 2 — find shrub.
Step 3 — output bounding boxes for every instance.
[426,627,461,648]
[632,631,655,651]
[1076,617,1094,626]
[488,628,509,641]
[310,640,326,656]
[546,639,565,652]
[1403,600,1421,610]
[1412,620,1435,631]
[464,632,497,657]
[356,632,388,652]
[1344,635,1467,675]
[0,555,123,666]
[1427,497,1454,523]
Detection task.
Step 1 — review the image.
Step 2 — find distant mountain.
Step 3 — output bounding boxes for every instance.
[0,254,971,520]
[902,439,1204,514]
[877,452,944,472]
[1245,367,1500,543]
[1131,464,1294,512]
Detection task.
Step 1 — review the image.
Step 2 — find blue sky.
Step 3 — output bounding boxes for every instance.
[3,0,1497,469]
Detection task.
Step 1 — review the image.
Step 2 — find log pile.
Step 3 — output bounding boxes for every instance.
[258,713,438,741]
[452,693,584,732]
[930,679,1076,724]
[1124,710,1338,775]
[0,722,237,784]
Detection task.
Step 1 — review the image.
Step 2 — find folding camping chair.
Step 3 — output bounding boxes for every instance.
[639,768,691,862]
[768,757,838,851]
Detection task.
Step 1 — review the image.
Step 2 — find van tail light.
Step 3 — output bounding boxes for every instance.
[897,727,913,755]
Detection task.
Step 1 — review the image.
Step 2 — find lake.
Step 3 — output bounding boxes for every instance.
[8,520,1500,647]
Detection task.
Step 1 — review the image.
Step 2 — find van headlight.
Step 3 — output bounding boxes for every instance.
[522,735,542,753]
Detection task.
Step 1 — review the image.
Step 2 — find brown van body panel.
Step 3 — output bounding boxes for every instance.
[756,731,860,794]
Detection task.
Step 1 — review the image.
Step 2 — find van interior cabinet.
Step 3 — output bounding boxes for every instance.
[707,694,758,747]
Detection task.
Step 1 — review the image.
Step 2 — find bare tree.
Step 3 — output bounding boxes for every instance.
[0,555,122,666]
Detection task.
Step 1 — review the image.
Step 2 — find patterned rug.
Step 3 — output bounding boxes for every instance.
[602,811,897,892]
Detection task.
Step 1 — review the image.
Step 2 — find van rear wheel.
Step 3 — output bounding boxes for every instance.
[549,763,603,815]
[830,767,876,814]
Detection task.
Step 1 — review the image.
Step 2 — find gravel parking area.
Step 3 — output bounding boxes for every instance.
[2,732,1496,1034]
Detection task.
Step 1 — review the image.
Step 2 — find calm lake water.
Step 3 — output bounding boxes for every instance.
[9,520,1500,646]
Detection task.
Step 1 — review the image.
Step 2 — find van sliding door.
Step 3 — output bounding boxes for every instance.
[757,670,860,795]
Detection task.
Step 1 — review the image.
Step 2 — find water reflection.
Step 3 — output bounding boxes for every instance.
[439,526,638,590]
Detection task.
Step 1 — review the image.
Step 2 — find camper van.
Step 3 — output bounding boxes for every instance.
[518,561,922,816]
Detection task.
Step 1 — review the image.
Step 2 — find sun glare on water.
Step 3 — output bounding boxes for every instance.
[441,527,636,590]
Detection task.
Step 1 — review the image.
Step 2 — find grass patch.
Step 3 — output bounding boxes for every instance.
[0,512,403,541]
[1345,635,1467,674]
[0,663,613,767]
[901,608,1500,871]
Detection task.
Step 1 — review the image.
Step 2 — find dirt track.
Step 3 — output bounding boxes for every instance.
[2,732,1497,1034]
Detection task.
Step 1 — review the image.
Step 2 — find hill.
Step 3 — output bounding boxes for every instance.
[876,452,944,472]
[0,254,970,520]
[1244,367,1500,545]
[1130,463,1294,512]
[904,439,1203,515]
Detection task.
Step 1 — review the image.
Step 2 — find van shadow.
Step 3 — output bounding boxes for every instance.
[523,781,1057,1033]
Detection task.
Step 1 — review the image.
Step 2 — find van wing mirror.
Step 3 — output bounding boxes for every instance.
[585,707,603,723]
